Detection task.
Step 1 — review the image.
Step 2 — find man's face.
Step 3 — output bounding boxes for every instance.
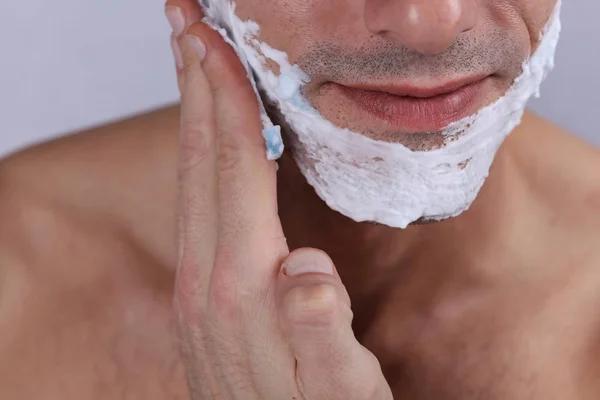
[232,0,558,149]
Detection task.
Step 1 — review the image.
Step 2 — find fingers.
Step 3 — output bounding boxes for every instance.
[169,0,286,342]
[165,0,204,34]
[172,26,218,318]
[183,23,288,286]
[278,249,394,400]
[165,0,205,91]
[169,12,295,398]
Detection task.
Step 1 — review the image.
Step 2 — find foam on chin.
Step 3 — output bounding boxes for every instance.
[199,0,562,228]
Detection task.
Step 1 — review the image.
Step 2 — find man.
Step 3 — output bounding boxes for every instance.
[1,0,599,398]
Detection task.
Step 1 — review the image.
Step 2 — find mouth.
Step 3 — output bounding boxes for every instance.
[334,75,491,132]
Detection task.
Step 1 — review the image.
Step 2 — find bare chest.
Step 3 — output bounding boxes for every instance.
[3,220,599,400]
[361,257,600,400]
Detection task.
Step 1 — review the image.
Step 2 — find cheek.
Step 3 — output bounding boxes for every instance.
[516,0,559,49]
[487,0,558,55]
[232,0,316,62]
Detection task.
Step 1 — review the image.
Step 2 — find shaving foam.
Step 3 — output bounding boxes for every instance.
[200,0,562,228]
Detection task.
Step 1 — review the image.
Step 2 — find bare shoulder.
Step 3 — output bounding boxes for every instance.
[0,105,180,272]
[0,104,180,206]
[518,111,600,165]
[0,106,187,398]
[532,113,600,208]
[512,112,600,232]
[0,105,183,391]
[0,104,180,330]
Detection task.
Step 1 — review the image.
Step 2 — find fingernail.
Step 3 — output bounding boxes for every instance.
[186,35,206,62]
[282,250,334,276]
[170,34,183,69]
[165,6,185,36]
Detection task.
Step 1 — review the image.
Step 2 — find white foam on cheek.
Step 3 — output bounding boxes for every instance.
[200,0,562,228]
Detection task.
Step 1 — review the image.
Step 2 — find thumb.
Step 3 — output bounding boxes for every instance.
[276,249,393,400]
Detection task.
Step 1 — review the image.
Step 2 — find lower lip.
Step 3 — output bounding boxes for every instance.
[337,79,486,132]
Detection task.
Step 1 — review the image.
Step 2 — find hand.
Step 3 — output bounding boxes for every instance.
[165,1,393,399]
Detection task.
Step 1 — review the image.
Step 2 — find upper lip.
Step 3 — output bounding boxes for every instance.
[342,75,490,99]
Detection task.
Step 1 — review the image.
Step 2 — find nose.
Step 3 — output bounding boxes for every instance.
[364,0,478,54]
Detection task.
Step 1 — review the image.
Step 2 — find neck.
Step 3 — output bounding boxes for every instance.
[106,107,580,339]
[276,120,533,325]
[117,106,536,303]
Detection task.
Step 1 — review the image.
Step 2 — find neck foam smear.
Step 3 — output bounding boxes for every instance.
[200,0,562,228]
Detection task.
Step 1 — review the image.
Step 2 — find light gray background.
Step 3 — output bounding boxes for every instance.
[0,0,597,158]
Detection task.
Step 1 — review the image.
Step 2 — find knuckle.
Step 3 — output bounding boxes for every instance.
[178,122,213,173]
[207,268,240,322]
[283,283,340,327]
[216,130,245,174]
[174,262,207,325]
[178,144,205,176]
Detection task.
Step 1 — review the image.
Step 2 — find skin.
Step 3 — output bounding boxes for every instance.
[1,0,599,399]
[234,0,556,147]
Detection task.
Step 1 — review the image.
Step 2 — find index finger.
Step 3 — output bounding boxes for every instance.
[165,0,206,92]
[183,24,289,283]
[174,29,218,310]
[166,0,205,34]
